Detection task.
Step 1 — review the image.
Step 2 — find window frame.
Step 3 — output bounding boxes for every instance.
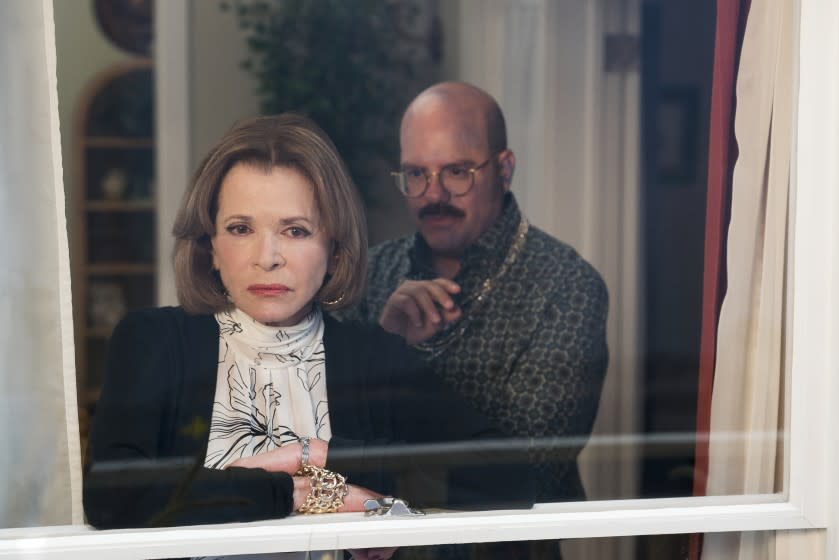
[3,0,836,557]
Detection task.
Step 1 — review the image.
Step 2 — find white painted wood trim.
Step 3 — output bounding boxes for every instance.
[790,0,839,536]
[43,0,83,525]
[0,496,815,559]
[0,0,833,557]
[572,0,642,515]
[579,0,602,259]
[154,0,190,307]
[615,0,644,505]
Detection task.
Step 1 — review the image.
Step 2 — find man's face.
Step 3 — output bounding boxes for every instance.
[399,106,510,258]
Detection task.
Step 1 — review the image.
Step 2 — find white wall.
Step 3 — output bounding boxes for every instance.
[187,0,260,173]
[53,0,130,248]
[54,0,262,306]
[155,0,262,305]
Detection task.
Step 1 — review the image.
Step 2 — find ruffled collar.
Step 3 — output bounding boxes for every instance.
[214,306,324,365]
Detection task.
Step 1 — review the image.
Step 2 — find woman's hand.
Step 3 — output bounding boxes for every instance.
[228,438,328,473]
[292,476,312,511]
[337,483,384,513]
[291,479,384,513]
[294,481,399,558]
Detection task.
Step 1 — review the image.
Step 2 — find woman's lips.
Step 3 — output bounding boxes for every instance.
[248,284,291,296]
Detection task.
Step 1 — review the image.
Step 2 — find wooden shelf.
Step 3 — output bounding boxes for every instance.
[86,200,155,211]
[71,38,156,462]
[85,137,153,149]
[87,263,155,275]
[86,326,115,339]
[81,387,102,407]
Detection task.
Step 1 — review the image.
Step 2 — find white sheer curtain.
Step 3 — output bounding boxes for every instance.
[456,0,548,229]
[453,0,642,493]
[453,1,642,558]
[0,0,81,527]
[700,0,815,558]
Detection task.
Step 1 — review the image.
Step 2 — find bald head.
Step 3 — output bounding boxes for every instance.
[396,82,516,262]
[400,82,507,155]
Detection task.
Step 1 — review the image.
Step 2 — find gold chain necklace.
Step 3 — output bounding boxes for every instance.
[414,216,530,358]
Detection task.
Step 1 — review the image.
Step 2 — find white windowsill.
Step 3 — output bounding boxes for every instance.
[0,494,816,559]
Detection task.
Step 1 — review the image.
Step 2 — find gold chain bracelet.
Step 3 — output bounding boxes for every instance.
[295,465,349,514]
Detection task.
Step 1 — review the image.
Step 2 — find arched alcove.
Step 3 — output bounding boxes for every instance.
[71,58,156,449]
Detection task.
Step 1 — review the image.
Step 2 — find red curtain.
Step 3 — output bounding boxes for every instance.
[690,0,751,558]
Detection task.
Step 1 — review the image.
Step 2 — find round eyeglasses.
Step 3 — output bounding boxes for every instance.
[390,157,494,198]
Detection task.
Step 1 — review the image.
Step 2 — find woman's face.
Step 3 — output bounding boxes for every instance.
[211,163,334,327]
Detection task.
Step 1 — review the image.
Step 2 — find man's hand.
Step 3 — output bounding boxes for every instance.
[347,547,398,560]
[378,278,462,344]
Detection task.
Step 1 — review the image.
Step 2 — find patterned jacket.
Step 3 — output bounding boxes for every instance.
[341,194,609,501]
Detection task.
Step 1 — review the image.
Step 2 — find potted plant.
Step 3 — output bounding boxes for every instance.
[222,0,439,200]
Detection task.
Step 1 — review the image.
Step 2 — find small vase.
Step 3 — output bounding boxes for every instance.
[101,168,128,200]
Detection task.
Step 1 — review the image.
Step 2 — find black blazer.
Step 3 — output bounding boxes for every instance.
[84,307,539,529]
[84,307,410,527]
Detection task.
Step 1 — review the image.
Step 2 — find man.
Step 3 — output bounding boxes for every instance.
[343,81,609,507]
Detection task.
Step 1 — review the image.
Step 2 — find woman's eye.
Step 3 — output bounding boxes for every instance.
[287,226,311,238]
[226,224,251,235]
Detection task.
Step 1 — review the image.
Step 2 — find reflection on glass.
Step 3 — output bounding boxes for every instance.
[39,0,792,541]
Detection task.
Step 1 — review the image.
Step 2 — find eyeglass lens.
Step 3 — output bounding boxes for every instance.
[398,165,476,197]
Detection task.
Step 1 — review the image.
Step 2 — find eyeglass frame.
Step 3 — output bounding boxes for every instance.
[390,155,498,198]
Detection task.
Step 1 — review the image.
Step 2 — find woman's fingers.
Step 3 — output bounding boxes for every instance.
[291,476,311,511]
[227,438,329,473]
[306,438,328,468]
[338,484,383,512]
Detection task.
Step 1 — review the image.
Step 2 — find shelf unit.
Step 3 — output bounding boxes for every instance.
[72,58,156,436]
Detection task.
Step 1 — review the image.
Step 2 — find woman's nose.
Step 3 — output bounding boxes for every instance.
[255,232,285,270]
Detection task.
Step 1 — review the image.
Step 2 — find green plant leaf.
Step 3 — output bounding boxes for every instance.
[225,0,437,200]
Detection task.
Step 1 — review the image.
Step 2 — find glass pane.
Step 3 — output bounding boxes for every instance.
[38,0,794,537]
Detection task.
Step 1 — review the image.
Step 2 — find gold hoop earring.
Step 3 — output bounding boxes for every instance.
[321,293,345,306]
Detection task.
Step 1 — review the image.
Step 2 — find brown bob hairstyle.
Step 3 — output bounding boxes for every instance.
[172,113,368,315]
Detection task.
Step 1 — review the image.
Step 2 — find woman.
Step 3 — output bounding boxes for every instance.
[83,114,408,530]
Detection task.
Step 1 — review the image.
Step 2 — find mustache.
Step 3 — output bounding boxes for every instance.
[418,203,465,219]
